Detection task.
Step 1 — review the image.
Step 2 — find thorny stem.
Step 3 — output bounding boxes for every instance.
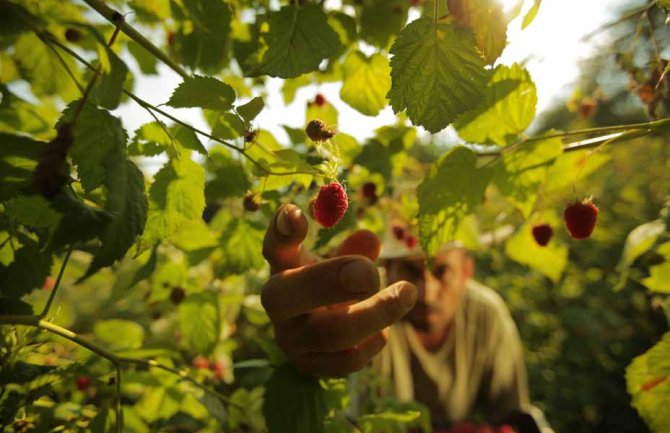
[39,245,74,319]
[0,315,247,414]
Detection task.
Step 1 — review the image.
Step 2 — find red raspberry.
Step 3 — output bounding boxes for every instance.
[313,182,349,228]
[210,361,225,380]
[451,422,479,433]
[75,376,91,391]
[531,224,553,247]
[361,182,377,199]
[392,225,405,240]
[405,235,418,249]
[192,356,209,369]
[637,84,655,104]
[564,199,599,239]
[497,425,516,433]
[315,94,326,106]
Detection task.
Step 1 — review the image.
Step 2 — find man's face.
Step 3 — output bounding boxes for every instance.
[384,248,473,334]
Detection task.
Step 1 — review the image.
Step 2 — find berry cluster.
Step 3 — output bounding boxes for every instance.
[192,356,225,380]
[391,224,418,250]
[531,198,599,247]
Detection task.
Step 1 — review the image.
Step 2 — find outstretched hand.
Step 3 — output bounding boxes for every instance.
[261,204,418,377]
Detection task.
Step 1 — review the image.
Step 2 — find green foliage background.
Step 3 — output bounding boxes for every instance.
[0,0,669,432]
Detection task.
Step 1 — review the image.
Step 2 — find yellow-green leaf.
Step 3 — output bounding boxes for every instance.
[340,51,391,116]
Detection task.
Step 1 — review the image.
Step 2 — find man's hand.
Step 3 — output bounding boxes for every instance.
[261,204,418,377]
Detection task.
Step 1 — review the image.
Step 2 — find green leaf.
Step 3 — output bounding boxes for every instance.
[129,122,173,156]
[455,64,537,146]
[236,97,264,123]
[59,102,128,192]
[174,125,206,155]
[306,101,338,129]
[0,298,33,315]
[388,17,490,133]
[360,0,408,49]
[212,112,245,140]
[94,319,144,351]
[167,75,236,112]
[138,156,205,252]
[0,240,52,299]
[493,136,563,217]
[505,217,568,283]
[354,140,393,180]
[642,242,670,294]
[13,33,80,100]
[172,0,232,74]
[85,158,148,277]
[179,291,220,355]
[0,131,43,201]
[626,332,670,433]
[340,51,391,116]
[358,411,422,433]
[417,146,493,256]
[449,0,508,64]
[522,0,542,29]
[204,148,250,202]
[127,40,158,75]
[258,5,342,78]
[263,363,328,433]
[92,44,129,110]
[216,218,265,275]
[4,195,61,228]
[617,220,666,272]
[544,149,610,192]
[48,188,113,251]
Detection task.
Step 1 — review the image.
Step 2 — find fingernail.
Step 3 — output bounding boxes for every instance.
[276,205,294,237]
[395,283,418,309]
[339,259,378,293]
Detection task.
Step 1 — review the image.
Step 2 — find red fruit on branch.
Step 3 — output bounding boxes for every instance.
[313,182,349,228]
[563,199,599,240]
[361,182,377,199]
[531,224,553,247]
[192,356,209,369]
[75,376,91,391]
[497,425,516,433]
[405,235,418,249]
[314,93,326,106]
[210,361,225,380]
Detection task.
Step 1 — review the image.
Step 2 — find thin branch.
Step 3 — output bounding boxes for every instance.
[80,0,189,79]
[581,1,657,42]
[115,365,122,433]
[39,245,74,319]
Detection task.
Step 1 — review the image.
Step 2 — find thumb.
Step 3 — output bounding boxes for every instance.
[262,204,316,274]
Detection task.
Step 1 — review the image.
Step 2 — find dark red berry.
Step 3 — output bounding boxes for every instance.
[192,356,209,369]
[170,287,186,305]
[405,235,418,249]
[392,225,405,240]
[167,31,175,47]
[361,182,377,199]
[497,426,516,433]
[306,119,338,142]
[64,28,82,43]
[564,199,599,239]
[243,193,261,212]
[531,224,553,246]
[315,94,326,106]
[76,376,91,391]
[209,361,224,380]
[313,182,349,228]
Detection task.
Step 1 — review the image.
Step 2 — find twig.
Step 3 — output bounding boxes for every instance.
[39,245,73,318]
[581,1,657,42]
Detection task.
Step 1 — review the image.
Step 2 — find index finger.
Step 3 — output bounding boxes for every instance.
[262,204,318,274]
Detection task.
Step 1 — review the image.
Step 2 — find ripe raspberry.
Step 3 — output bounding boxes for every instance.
[306,119,338,142]
[75,376,91,391]
[209,361,225,380]
[167,31,175,48]
[497,425,516,433]
[637,84,655,104]
[531,224,553,247]
[450,422,479,433]
[314,94,326,106]
[313,182,349,228]
[405,235,418,249]
[170,287,186,305]
[243,192,261,212]
[564,199,599,240]
[392,225,405,240]
[65,28,82,43]
[361,182,377,199]
[192,356,209,369]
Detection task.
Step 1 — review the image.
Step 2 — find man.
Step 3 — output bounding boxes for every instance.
[261,204,550,432]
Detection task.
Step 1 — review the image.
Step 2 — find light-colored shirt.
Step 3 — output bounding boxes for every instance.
[371,280,530,426]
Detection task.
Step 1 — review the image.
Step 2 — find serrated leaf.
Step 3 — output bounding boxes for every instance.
[138,156,205,252]
[306,102,338,129]
[48,188,113,251]
[617,221,666,272]
[0,131,43,201]
[215,218,265,275]
[626,332,670,433]
[212,112,245,140]
[522,0,542,29]
[129,121,174,156]
[127,40,158,75]
[85,158,148,278]
[360,0,407,49]
[505,218,568,283]
[0,241,52,299]
[258,5,342,78]
[0,298,33,314]
[59,102,127,192]
[494,136,562,217]
[179,291,220,355]
[448,0,507,64]
[544,149,610,192]
[94,319,144,351]
[92,44,129,110]
[642,242,670,294]
[205,148,250,202]
[417,147,493,256]
[455,64,537,146]
[172,0,232,74]
[14,33,80,100]
[388,17,490,133]
[4,195,61,228]
[237,97,264,123]
[354,140,392,180]
[167,75,236,112]
[340,51,391,116]
[263,363,328,433]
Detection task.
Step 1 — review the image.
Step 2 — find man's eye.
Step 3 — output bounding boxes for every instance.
[431,264,447,279]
